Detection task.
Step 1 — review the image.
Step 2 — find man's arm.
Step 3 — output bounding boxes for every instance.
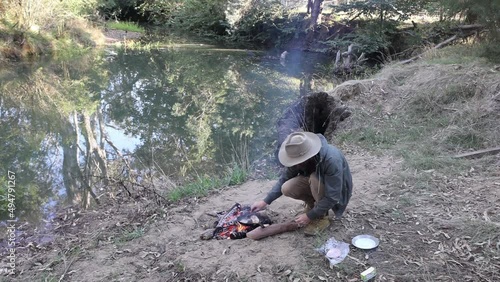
[263,167,298,204]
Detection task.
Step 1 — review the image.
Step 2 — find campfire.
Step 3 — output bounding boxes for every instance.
[211,203,272,240]
[200,203,302,241]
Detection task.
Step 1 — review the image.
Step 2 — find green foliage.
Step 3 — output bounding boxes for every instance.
[439,0,500,25]
[137,0,176,24]
[97,0,141,20]
[104,46,298,189]
[166,163,248,202]
[479,38,500,63]
[139,0,228,35]
[229,1,302,48]
[438,0,500,62]
[226,165,247,186]
[107,21,144,32]
[0,177,43,222]
[331,0,431,22]
[138,0,304,48]
[167,176,224,202]
[60,0,100,16]
[323,0,432,57]
[1,0,99,30]
[0,0,105,61]
[324,20,397,55]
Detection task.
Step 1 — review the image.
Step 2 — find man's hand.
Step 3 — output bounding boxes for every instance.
[251,200,268,212]
[295,213,311,227]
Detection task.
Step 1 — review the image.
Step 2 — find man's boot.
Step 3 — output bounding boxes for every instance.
[303,216,330,236]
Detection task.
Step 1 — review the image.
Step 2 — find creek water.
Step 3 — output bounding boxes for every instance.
[0,40,336,225]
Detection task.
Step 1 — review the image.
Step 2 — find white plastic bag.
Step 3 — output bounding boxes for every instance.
[316,237,350,266]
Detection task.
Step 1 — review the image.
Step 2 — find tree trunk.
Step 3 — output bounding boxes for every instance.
[310,0,324,28]
[60,111,102,208]
[61,114,79,204]
[299,73,314,97]
[82,112,109,184]
[303,0,324,49]
[78,111,107,208]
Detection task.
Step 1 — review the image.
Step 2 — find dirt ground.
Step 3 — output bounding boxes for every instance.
[6,152,398,282]
[103,29,143,44]
[6,147,499,281]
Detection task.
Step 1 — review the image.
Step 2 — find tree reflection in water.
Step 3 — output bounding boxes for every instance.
[0,45,331,223]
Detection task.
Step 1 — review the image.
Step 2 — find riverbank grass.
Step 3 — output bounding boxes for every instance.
[0,18,104,61]
[167,164,248,202]
[336,44,499,178]
[107,21,144,33]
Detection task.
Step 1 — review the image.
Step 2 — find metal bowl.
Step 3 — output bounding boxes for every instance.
[351,235,380,250]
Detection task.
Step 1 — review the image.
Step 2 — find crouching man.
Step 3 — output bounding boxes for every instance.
[251,132,353,235]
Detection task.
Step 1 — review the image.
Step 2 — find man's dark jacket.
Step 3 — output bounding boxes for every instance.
[264,134,353,219]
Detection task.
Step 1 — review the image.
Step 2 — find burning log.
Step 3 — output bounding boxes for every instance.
[214,203,241,231]
[246,221,300,240]
[200,228,216,240]
[201,203,272,240]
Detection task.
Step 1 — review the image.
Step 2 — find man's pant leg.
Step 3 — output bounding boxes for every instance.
[309,172,325,203]
[281,175,315,208]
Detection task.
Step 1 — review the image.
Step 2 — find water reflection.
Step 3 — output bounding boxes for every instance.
[0,44,332,223]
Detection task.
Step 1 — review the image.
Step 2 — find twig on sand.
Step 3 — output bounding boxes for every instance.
[347,255,367,267]
[58,257,76,282]
[205,211,219,217]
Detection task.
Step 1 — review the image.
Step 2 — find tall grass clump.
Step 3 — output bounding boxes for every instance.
[2,0,98,31]
[166,163,248,202]
[0,0,104,60]
[167,176,223,202]
[107,21,144,33]
[225,164,247,186]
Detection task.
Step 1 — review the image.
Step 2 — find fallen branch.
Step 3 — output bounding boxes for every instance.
[399,23,486,65]
[58,257,76,282]
[455,24,485,31]
[434,35,459,49]
[399,35,458,65]
[246,221,299,240]
[453,147,500,159]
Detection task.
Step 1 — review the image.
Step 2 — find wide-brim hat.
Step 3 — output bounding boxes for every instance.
[278,132,321,167]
